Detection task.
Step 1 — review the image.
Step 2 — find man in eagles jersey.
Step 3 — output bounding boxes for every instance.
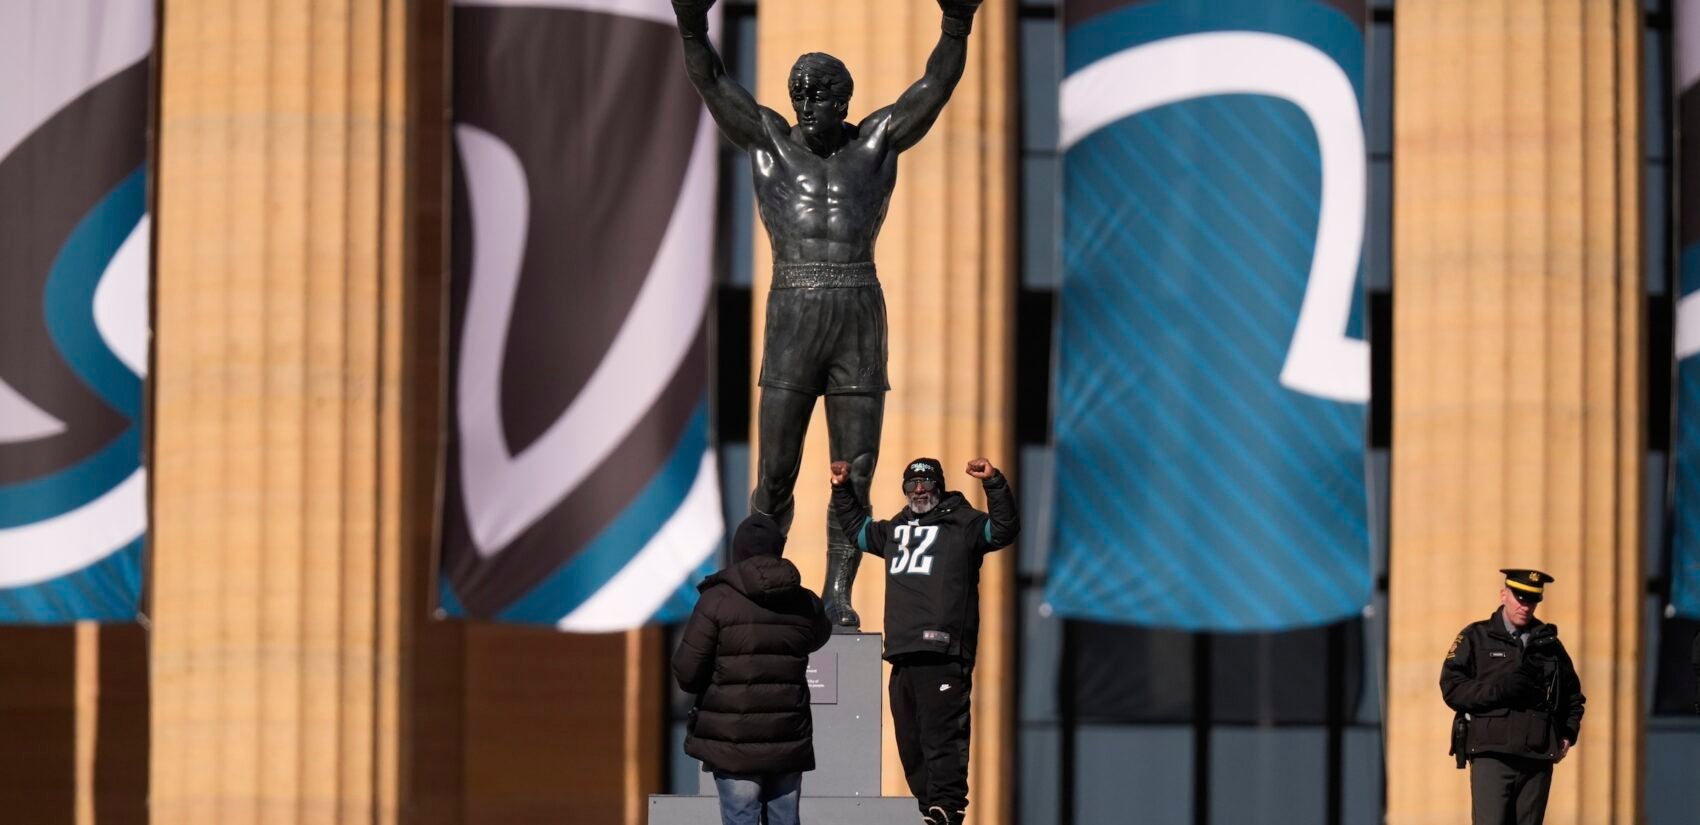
[829,456,1018,825]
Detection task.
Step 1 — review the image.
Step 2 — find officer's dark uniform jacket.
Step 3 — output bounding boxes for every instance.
[831,473,1019,663]
[672,554,833,775]
[1440,608,1585,761]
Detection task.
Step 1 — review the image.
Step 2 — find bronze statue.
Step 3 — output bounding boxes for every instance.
[673,0,982,628]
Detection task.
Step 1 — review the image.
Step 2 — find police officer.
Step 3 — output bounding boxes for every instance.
[1441,569,1585,825]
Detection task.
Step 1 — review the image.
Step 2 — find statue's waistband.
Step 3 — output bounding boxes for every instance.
[772,261,878,289]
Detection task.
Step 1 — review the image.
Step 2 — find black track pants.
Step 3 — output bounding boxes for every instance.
[889,655,973,819]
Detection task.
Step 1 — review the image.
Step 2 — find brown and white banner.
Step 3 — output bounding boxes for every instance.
[0,1,152,622]
[440,0,724,629]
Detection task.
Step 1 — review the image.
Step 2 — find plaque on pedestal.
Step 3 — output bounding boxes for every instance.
[808,652,838,703]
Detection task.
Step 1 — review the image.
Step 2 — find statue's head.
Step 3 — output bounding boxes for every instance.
[789,52,853,140]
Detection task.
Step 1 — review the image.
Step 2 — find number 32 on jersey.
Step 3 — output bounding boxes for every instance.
[890,524,938,575]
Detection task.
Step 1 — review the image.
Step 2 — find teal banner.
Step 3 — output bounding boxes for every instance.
[1047,0,1371,630]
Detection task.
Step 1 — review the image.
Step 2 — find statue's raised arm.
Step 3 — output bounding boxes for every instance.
[876,0,982,153]
[673,0,783,151]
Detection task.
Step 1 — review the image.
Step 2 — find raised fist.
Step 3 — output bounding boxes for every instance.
[939,0,982,20]
[673,0,715,33]
[830,461,851,486]
[965,458,995,479]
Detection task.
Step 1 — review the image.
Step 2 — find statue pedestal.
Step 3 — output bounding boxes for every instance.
[648,632,918,824]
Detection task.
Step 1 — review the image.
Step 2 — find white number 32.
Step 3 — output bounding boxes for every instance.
[890,525,939,575]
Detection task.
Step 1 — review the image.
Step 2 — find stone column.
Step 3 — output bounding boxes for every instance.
[150,1,414,821]
[1386,2,1643,823]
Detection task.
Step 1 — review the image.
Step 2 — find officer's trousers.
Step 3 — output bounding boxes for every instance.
[889,654,973,822]
[1470,753,1554,825]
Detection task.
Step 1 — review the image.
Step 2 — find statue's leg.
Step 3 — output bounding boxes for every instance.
[821,391,885,630]
[750,386,818,537]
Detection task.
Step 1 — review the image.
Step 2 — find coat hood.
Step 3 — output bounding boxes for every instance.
[699,554,802,600]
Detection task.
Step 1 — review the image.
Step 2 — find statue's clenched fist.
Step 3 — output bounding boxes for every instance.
[939,0,983,19]
[673,0,714,35]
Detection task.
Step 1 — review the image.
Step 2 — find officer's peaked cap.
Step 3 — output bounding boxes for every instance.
[1499,568,1554,603]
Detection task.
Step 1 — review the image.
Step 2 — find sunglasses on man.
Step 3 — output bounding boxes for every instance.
[902,477,939,494]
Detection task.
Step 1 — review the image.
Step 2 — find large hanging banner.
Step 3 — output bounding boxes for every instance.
[0,2,152,622]
[441,0,723,630]
[1673,0,1700,618]
[1046,0,1370,631]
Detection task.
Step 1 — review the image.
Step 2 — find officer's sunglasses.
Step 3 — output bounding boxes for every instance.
[902,477,938,494]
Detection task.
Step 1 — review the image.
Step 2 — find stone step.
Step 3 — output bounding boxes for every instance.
[648,794,920,825]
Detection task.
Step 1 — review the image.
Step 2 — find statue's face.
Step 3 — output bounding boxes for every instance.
[790,70,849,139]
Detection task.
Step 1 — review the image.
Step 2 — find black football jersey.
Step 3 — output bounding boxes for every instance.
[832,473,1019,662]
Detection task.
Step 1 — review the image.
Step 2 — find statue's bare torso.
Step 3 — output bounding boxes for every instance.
[754,117,897,265]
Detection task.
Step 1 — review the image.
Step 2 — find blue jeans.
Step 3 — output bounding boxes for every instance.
[712,771,802,825]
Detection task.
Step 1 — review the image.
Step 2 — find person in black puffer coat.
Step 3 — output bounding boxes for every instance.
[673,512,833,825]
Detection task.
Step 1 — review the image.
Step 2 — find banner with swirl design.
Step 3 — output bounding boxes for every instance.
[1047,0,1370,631]
[0,2,153,622]
[440,0,724,630]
